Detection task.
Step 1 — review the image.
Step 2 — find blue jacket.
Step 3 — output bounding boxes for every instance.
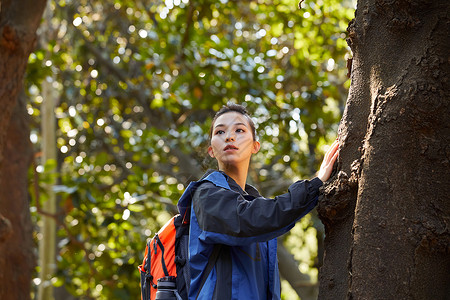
[177,170,322,300]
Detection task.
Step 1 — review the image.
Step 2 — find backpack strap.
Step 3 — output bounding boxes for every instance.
[154,235,170,277]
[142,240,157,293]
[145,240,151,273]
[195,244,222,300]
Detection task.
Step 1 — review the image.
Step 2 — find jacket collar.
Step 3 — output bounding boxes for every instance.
[177,169,261,216]
[205,169,261,198]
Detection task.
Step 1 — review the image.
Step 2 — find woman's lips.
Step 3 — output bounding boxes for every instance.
[224,145,238,151]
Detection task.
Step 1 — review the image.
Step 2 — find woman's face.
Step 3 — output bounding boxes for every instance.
[208,112,260,171]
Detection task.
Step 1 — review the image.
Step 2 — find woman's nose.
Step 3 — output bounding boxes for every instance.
[225,132,235,142]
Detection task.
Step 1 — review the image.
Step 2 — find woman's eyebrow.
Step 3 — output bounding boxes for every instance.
[214,122,247,128]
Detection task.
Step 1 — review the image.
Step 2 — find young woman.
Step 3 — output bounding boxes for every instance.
[177,103,339,300]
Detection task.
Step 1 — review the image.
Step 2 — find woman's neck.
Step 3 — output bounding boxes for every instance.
[219,164,248,190]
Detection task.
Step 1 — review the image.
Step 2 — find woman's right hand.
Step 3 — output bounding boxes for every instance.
[317,139,339,182]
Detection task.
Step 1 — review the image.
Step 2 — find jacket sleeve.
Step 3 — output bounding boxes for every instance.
[191,177,322,246]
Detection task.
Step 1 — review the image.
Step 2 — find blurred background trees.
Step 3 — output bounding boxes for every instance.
[3,0,354,299]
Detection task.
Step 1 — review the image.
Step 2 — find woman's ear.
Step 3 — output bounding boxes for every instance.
[208,146,215,158]
[252,141,261,154]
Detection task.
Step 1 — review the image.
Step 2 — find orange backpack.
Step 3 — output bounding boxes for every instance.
[139,172,225,300]
[139,213,222,300]
[139,214,189,300]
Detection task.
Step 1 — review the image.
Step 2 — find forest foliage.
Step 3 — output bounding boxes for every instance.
[26,0,353,298]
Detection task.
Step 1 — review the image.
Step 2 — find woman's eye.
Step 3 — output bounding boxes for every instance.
[215,130,224,135]
[236,128,244,133]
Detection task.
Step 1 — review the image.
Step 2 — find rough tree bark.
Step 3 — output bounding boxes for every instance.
[0,0,47,298]
[0,95,34,299]
[318,0,450,299]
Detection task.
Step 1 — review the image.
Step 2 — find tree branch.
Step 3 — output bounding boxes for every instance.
[277,239,318,300]
[181,1,195,51]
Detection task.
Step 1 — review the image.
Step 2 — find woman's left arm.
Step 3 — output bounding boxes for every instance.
[192,178,322,246]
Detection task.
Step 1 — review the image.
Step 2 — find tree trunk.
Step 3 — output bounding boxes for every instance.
[318,0,450,299]
[0,94,34,299]
[0,0,46,165]
[0,0,47,298]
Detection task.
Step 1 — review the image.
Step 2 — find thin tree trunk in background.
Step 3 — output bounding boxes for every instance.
[38,78,57,300]
[0,0,47,298]
[38,3,57,299]
[318,0,450,298]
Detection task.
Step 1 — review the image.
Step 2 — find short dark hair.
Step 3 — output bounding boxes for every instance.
[209,103,256,141]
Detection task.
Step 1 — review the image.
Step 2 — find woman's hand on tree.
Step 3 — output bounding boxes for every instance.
[317,139,339,182]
